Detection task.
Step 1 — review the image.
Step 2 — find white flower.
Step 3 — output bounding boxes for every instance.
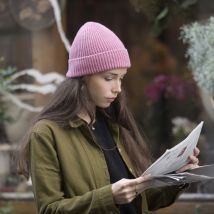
[180,17,214,96]
[172,117,196,135]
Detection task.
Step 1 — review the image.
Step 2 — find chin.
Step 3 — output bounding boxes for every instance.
[97,103,111,108]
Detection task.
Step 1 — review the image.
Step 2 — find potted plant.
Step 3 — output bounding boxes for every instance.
[0,65,64,188]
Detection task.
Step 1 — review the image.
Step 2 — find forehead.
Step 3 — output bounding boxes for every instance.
[100,68,127,76]
[85,68,127,82]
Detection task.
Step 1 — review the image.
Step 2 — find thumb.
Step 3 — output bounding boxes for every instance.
[135,174,151,184]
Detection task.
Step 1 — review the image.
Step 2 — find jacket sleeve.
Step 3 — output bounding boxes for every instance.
[145,184,188,211]
[30,130,119,214]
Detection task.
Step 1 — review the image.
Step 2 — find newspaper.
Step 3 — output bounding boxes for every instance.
[146,165,214,188]
[142,121,214,188]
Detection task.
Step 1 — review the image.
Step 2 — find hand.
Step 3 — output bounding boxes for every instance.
[111,175,151,205]
[176,147,200,173]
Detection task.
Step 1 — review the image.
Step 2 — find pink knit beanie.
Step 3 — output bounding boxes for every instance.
[66,22,131,77]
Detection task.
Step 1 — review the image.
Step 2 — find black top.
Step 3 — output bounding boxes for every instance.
[92,110,141,214]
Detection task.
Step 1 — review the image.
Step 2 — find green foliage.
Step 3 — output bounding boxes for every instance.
[129,0,198,36]
[181,0,198,9]
[0,106,12,123]
[0,67,17,91]
[0,66,16,123]
[0,203,14,214]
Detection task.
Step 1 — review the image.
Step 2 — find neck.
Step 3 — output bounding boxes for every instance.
[78,108,96,124]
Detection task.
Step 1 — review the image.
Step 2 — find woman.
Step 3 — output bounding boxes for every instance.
[18,22,199,214]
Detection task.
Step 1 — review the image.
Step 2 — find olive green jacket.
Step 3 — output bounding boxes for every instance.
[30,119,185,214]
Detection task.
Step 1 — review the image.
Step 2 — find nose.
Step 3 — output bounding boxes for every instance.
[112,80,121,94]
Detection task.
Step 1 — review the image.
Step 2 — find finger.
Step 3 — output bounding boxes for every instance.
[142,174,152,181]
[194,147,200,157]
[176,164,190,173]
[134,174,151,184]
[135,175,152,194]
[132,176,145,185]
[189,155,199,165]
[123,191,136,203]
[176,163,199,173]
[137,180,153,194]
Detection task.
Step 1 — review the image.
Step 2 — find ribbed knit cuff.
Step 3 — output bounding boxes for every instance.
[97,184,119,213]
[66,49,130,77]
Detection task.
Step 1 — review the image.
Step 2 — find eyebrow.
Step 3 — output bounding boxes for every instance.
[108,73,117,76]
[106,72,127,77]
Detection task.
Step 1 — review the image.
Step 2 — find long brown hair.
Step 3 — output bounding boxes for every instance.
[18,77,151,178]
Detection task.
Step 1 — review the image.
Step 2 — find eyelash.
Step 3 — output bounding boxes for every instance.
[104,77,113,81]
[104,77,124,81]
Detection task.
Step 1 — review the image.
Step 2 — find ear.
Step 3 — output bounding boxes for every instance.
[82,76,89,84]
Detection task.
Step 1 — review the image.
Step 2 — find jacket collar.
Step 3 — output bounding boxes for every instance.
[69,116,118,130]
[69,117,86,128]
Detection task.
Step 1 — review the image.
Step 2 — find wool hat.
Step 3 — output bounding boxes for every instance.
[66,22,131,77]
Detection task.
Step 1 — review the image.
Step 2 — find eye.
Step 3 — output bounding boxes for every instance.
[104,76,113,81]
[120,75,125,81]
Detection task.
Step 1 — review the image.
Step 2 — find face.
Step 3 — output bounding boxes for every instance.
[85,68,127,108]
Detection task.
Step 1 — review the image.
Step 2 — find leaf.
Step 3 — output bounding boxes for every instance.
[0,203,14,214]
[156,7,169,21]
[181,0,198,9]
[152,7,169,37]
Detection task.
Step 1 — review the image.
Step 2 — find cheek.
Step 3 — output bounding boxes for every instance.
[93,81,109,94]
[88,82,106,100]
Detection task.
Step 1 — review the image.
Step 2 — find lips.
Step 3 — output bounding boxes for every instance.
[106,97,116,102]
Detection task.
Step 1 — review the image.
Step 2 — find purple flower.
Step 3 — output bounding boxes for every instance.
[144,74,194,102]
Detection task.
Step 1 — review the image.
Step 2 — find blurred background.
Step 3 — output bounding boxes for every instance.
[0,0,214,213]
